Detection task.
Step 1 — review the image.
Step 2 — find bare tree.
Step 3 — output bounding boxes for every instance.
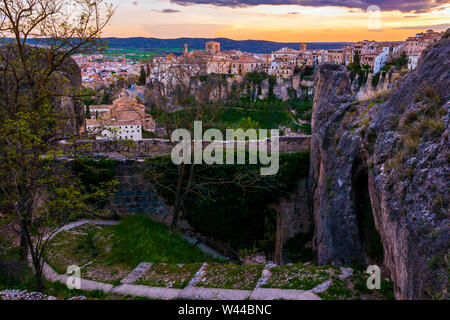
[145,54,223,228]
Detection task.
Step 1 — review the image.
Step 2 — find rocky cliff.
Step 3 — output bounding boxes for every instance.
[0,47,83,136]
[145,73,311,106]
[310,33,449,299]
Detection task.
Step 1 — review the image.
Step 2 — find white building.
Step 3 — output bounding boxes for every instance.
[373,48,389,74]
[408,55,420,70]
[87,122,143,141]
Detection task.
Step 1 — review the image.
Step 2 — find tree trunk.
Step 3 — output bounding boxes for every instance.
[29,242,45,292]
[33,259,45,292]
[170,164,186,229]
[18,218,29,261]
[19,228,29,261]
[274,210,283,264]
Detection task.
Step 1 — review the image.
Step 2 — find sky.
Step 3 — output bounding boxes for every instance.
[102,0,450,42]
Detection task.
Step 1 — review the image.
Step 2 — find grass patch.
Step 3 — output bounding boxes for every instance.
[46,229,100,274]
[109,215,221,266]
[137,263,201,289]
[195,263,264,290]
[46,216,220,285]
[318,278,352,300]
[46,224,133,284]
[261,263,338,290]
[319,271,394,300]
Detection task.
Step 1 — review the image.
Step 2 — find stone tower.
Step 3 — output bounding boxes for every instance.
[300,43,307,52]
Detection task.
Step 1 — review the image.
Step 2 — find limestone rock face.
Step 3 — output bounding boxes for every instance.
[55,56,84,135]
[310,35,449,299]
[0,47,83,136]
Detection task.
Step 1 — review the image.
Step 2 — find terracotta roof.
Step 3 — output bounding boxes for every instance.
[232,57,261,64]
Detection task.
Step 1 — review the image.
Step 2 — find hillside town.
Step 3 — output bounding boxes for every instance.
[74,29,445,142]
[74,30,444,87]
[147,29,443,79]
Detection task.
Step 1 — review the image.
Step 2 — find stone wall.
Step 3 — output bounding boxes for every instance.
[59,136,311,159]
[268,177,311,246]
[107,161,173,225]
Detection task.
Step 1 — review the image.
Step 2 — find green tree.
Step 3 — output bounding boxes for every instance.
[139,65,146,85]
[0,0,115,291]
[237,117,260,131]
[101,92,112,104]
[81,87,97,107]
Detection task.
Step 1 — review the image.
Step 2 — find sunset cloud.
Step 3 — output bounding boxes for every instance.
[151,8,181,13]
[170,0,449,13]
[102,0,450,41]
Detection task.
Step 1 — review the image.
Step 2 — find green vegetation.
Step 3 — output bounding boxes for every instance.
[371,72,380,87]
[195,264,264,290]
[0,245,35,291]
[98,48,160,62]
[139,65,146,85]
[347,52,370,86]
[319,272,394,300]
[81,86,98,108]
[101,91,112,104]
[72,158,119,209]
[143,152,310,253]
[137,263,201,289]
[108,215,221,266]
[45,224,133,284]
[216,95,312,134]
[300,66,314,81]
[262,263,338,290]
[44,216,220,285]
[381,52,408,74]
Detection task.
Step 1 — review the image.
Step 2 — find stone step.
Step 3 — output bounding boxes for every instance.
[250,288,321,300]
[120,262,153,284]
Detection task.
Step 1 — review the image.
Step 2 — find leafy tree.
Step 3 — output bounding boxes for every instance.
[0,0,115,291]
[101,92,112,104]
[86,106,91,119]
[237,117,260,131]
[81,87,98,107]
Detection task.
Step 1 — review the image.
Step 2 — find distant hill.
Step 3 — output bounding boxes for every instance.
[102,37,352,54]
